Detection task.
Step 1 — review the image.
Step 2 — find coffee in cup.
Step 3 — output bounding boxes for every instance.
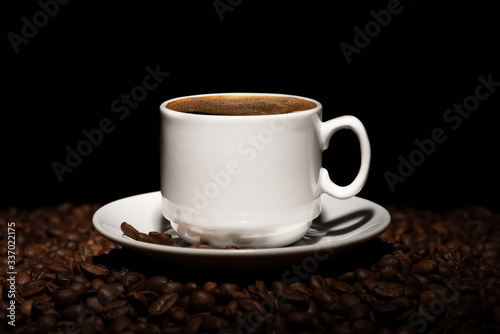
[166,94,317,116]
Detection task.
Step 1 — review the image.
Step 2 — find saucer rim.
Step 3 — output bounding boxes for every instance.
[92,191,391,258]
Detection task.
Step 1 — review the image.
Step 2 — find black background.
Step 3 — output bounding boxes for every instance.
[3,0,500,211]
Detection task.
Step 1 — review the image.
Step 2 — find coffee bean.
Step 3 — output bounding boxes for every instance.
[237,297,266,314]
[7,196,500,333]
[68,281,88,296]
[52,288,81,308]
[184,317,203,333]
[21,280,46,298]
[79,262,110,280]
[308,275,328,290]
[372,281,404,299]
[338,272,356,283]
[312,289,338,308]
[145,276,169,294]
[126,290,149,314]
[355,268,379,281]
[35,313,59,332]
[149,292,179,317]
[329,281,355,294]
[378,266,398,281]
[265,314,289,334]
[169,305,189,324]
[161,281,183,295]
[414,259,438,275]
[137,233,154,243]
[102,299,130,320]
[120,222,140,239]
[148,231,178,246]
[97,284,117,306]
[348,303,370,320]
[339,294,361,310]
[278,290,309,309]
[189,290,216,313]
[201,315,230,332]
[373,301,405,316]
[287,311,312,325]
[352,319,377,334]
[110,316,133,334]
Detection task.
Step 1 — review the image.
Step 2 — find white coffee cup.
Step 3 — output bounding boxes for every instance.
[160,93,370,248]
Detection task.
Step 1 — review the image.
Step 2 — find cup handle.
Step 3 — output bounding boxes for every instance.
[319,115,371,199]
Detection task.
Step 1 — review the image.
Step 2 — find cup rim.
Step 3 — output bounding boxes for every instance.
[159,92,322,119]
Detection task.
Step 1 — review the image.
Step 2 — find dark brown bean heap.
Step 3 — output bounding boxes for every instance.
[1,203,500,333]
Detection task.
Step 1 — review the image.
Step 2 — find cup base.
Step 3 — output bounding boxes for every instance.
[170,220,312,248]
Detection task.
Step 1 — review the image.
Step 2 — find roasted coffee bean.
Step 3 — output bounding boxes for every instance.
[169,305,189,324]
[184,316,203,333]
[6,197,500,333]
[110,316,133,334]
[348,303,370,320]
[308,275,328,290]
[202,281,217,292]
[329,281,355,294]
[279,290,309,309]
[161,281,183,295]
[55,270,74,286]
[120,222,140,239]
[355,268,379,281]
[187,243,220,249]
[373,301,405,317]
[35,313,59,332]
[338,271,356,283]
[265,314,289,334]
[21,279,46,298]
[149,231,178,246]
[52,288,81,308]
[201,315,230,331]
[413,259,438,275]
[79,262,110,280]
[352,319,377,334]
[339,293,361,310]
[149,292,179,317]
[378,265,398,281]
[237,297,266,314]
[372,281,404,299]
[312,289,338,308]
[137,233,154,243]
[121,271,145,291]
[126,290,149,314]
[68,281,88,296]
[145,276,169,294]
[101,299,130,320]
[97,284,118,306]
[189,290,216,313]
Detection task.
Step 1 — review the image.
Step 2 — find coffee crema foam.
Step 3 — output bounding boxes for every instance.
[166,95,317,116]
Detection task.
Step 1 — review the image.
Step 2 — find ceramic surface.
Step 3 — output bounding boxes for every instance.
[160,93,371,247]
[93,192,390,269]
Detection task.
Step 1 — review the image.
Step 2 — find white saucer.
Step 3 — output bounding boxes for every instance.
[92,192,390,269]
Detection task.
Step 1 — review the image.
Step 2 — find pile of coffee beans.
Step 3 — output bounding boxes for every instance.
[1,202,500,333]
